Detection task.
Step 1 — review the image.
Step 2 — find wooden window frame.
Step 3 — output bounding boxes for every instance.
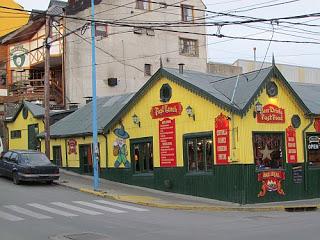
[179,37,199,57]
[181,4,194,22]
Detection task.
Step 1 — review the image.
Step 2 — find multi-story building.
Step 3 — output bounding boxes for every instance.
[65,0,207,105]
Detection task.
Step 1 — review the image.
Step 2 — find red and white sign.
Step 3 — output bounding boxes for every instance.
[314,119,320,132]
[215,113,230,165]
[67,139,77,154]
[150,102,183,119]
[257,104,285,123]
[159,118,177,167]
[258,170,285,197]
[286,126,298,164]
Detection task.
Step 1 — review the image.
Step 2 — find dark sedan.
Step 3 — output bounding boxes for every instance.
[0,150,59,184]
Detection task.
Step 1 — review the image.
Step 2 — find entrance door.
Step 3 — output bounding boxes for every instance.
[28,124,39,150]
[79,144,93,174]
[52,146,62,167]
[130,138,153,173]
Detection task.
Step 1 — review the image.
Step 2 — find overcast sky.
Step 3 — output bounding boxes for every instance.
[15,0,320,68]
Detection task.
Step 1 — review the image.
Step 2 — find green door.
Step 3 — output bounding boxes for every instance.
[79,144,92,174]
[52,146,62,166]
[28,124,39,150]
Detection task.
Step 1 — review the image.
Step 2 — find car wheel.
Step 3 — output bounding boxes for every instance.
[13,172,20,185]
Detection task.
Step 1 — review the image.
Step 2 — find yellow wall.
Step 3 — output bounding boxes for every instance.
[7,109,44,150]
[42,135,107,168]
[107,77,230,168]
[0,0,28,37]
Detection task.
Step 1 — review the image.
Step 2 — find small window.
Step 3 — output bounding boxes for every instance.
[10,130,21,139]
[144,64,151,76]
[184,133,213,172]
[179,38,199,57]
[131,138,153,174]
[136,0,150,10]
[181,4,193,22]
[95,23,108,38]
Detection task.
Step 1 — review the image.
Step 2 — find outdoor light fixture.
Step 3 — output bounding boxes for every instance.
[186,105,195,121]
[132,114,141,127]
[253,102,263,118]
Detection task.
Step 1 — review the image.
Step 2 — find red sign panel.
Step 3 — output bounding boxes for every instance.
[159,118,177,167]
[67,139,77,154]
[258,170,285,197]
[286,126,298,164]
[257,104,285,123]
[314,119,320,132]
[215,113,230,165]
[151,102,183,119]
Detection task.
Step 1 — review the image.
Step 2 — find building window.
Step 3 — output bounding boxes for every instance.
[307,134,320,167]
[131,138,153,174]
[184,133,213,172]
[253,132,285,170]
[10,130,21,139]
[181,4,193,22]
[144,64,151,76]
[136,0,150,10]
[179,38,199,57]
[95,23,108,38]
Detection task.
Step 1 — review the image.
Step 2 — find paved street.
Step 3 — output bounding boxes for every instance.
[0,177,319,240]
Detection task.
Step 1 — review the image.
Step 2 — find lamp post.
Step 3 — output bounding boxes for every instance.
[91,0,99,191]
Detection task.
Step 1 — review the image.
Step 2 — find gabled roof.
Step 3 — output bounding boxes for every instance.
[290,82,320,116]
[5,100,44,122]
[44,93,135,138]
[103,65,313,133]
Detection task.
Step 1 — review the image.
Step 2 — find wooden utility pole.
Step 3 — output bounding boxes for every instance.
[44,15,51,158]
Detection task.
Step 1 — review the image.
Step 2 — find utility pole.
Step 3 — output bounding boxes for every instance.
[44,15,51,158]
[91,0,99,191]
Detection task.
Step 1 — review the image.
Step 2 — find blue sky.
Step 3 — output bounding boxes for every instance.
[14,0,320,68]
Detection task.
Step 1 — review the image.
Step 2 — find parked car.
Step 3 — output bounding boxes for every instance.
[0,150,59,185]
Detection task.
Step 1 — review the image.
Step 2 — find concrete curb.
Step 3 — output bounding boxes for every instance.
[57,182,319,212]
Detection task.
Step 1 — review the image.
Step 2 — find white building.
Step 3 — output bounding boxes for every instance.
[65,0,207,105]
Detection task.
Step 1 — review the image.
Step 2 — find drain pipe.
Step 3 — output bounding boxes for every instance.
[303,116,314,191]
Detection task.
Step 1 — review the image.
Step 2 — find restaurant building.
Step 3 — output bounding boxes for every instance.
[38,63,320,204]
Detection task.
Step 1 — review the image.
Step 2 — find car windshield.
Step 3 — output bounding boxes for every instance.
[20,153,52,166]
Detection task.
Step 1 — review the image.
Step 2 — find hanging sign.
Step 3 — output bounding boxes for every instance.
[308,136,319,150]
[10,45,28,68]
[286,126,298,164]
[257,104,285,123]
[159,118,177,167]
[258,170,285,197]
[67,139,77,154]
[314,119,320,132]
[150,102,183,119]
[215,113,230,165]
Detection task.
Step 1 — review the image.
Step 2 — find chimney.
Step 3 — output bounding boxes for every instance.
[68,103,79,110]
[253,47,256,70]
[84,96,93,104]
[178,63,185,74]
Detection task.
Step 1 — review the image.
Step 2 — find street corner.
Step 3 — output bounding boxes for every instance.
[79,188,108,198]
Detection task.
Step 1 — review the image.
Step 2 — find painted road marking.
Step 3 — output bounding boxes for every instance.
[94,200,149,212]
[27,203,78,217]
[51,202,103,215]
[0,210,24,221]
[4,205,52,219]
[73,201,126,213]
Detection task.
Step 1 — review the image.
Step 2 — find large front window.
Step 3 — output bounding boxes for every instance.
[184,133,213,172]
[131,138,153,174]
[253,132,285,170]
[307,134,320,167]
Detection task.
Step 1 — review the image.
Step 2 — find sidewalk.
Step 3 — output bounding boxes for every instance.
[57,169,320,212]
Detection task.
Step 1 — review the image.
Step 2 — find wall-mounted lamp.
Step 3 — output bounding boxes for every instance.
[132,114,141,127]
[253,101,263,118]
[186,105,195,121]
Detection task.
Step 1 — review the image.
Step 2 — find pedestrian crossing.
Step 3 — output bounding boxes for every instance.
[0,199,149,222]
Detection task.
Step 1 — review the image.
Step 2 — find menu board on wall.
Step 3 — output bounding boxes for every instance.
[215,113,230,165]
[159,118,177,167]
[286,126,298,164]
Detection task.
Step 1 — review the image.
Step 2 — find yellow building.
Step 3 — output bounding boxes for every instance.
[0,0,28,37]
[40,64,320,204]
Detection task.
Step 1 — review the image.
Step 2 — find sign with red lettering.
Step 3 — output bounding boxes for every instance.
[257,104,285,123]
[314,119,320,132]
[258,170,285,197]
[151,102,183,119]
[215,113,230,165]
[159,118,176,167]
[286,126,298,164]
[67,139,77,154]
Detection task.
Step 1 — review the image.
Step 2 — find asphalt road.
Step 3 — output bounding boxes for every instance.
[0,177,320,240]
